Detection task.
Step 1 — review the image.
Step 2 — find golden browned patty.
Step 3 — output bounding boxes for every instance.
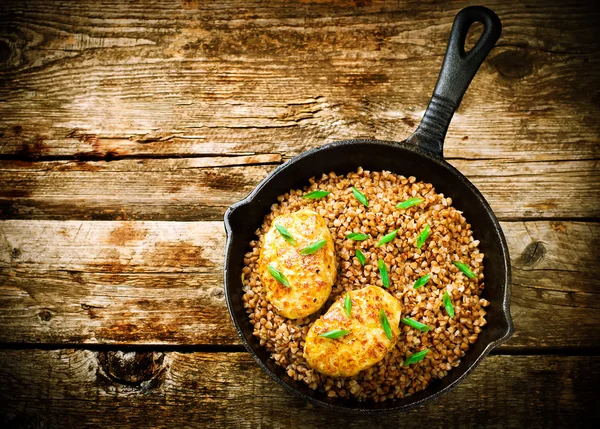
[258,209,337,319]
[303,285,402,377]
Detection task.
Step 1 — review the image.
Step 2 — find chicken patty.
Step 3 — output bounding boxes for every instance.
[303,285,402,377]
[258,209,336,319]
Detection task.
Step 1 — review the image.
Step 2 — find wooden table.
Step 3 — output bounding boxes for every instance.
[0,1,598,427]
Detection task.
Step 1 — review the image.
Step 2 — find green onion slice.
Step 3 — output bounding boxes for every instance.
[378,258,390,288]
[351,187,369,207]
[443,291,455,318]
[377,229,398,247]
[346,232,369,241]
[403,349,429,366]
[302,190,331,199]
[453,261,477,279]
[401,318,431,332]
[344,292,352,318]
[275,224,296,246]
[319,329,351,339]
[396,197,424,210]
[299,239,327,255]
[413,273,432,289]
[355,248,366,266]
[416,224,431,249]
[379,308,393,341]
[267,264,290,287]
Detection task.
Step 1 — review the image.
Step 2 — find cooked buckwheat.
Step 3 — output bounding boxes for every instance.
[242,167,488,402]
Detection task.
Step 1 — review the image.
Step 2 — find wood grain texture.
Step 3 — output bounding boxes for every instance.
[1,157,598,221]
[0,0,598,162]
[0,0,598,426]
[0,350,597,429]
[1,220,598,347]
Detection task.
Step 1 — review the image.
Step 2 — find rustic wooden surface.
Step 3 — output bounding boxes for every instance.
[1,220,598,347]
[1,351,598,429]
[0,0,598,428]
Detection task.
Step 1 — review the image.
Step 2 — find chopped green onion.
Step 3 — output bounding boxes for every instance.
[355,248,366,266]
[413,273,432,289]
[299,239,327,255]
[416,224,431,249]
[378,258,390,288]
[403,349,429,366]
[275,224,296,246]
[396,197,424,210]
[344,292,352,318]
[453,261,478,279]
[319,329,351,339]
[379,308,393,341]
[267,264,290,287]
[443,291,455,318]
[302,190,331,199]
[346,232,369,241]
[351,187,369,207]
[377,229,398,247]
[401,318,431,332]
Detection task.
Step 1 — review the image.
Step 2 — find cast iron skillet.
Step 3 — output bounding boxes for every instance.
[224,6,513,413]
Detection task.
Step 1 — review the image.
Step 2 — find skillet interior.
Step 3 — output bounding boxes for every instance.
[224,139,513,413]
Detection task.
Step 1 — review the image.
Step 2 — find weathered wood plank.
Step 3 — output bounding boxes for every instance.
[0,1,598,161]
[1,158,598,220]
[1,220,598,347]
[0,350,597,428]
[0,158,277,221]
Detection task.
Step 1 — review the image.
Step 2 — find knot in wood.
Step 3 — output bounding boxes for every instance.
[519,240,546,267]
[97,351,166,386]
[11,247,21,259]
[0,40,11,65]
[489,50,534,79]
[210,287,225,300]
[38,310,52,322]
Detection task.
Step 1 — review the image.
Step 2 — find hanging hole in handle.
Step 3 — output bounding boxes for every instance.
[464,22,484,54]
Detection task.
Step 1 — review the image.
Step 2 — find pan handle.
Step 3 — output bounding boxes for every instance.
[407,6,501,158]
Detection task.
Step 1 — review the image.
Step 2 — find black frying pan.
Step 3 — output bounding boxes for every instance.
[224,6,513,413]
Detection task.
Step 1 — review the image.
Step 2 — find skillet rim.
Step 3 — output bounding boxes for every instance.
[223,138,514,413]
